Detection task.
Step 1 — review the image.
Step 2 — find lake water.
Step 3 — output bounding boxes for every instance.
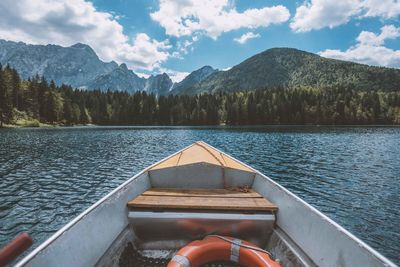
[0,126,399,264]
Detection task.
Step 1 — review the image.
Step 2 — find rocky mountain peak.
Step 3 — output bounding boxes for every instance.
[145,73,173,95]
[119,63,129,71]
[170,65,217,94]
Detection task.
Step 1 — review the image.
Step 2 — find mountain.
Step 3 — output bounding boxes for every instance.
[88,66,173,95]
[170,65,217,94]
[0,39,174,95]
[88,63,145,91]
[1,40,400,96]
[0,40,118,88]
[145,73,173,95]
[178,48,400,95]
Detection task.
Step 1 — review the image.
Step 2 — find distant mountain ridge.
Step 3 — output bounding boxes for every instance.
[1,39,399,96]
[0,40,118,88]
[176,48,400,95]
[87,63,145,91]
[0,39,176,95]
[171,66,217,93]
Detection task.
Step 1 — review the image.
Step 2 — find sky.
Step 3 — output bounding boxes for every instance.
[0,0,399,82]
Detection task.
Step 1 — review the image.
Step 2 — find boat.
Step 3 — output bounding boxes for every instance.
[9,141,397,266]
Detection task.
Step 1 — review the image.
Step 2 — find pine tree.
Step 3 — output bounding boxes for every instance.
[0,67,13,127]
[11,68,21,110]
[28,80,39,119]
[63,99,73,125]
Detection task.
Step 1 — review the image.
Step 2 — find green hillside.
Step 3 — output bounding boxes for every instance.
[179,48,400,95]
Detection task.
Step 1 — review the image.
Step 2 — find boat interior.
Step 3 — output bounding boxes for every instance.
[16,141,396,267]
[95,142,311,267]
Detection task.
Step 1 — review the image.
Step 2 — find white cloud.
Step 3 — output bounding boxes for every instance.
[357,25,400,45]
[290,0,361,32]
[362,0,400,19]
[169,71,190,83]
[159,68,190,83]
[171,37,198,59]
[0,0,171,71]
[150,0,290,39]
[319,25,400,68]
[136,72,151,79]
[120,33,171,70]
[291,0,400,32]
[234,32,260,44]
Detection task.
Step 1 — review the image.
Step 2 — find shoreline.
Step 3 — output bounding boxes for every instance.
[2,123,400,129]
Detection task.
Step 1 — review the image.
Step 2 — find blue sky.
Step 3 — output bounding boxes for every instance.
[0,0,399,81]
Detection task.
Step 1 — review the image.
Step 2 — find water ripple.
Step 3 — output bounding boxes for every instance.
[0,126,399,264]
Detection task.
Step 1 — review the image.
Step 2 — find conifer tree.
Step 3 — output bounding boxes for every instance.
[0,66,13,127]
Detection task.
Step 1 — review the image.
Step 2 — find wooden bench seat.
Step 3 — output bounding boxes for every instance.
[127,188,278,212]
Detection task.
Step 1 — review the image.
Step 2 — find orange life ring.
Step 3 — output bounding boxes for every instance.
[167,235,281,267]
[0,233,33,266]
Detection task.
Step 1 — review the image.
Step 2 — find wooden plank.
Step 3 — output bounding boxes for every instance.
[142,188,262,198]
[127,195,278,211]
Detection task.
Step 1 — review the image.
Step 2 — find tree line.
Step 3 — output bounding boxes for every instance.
[1,64,400,127]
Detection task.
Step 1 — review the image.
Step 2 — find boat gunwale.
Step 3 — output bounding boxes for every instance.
[16,141,397,267]
[15,143,195,266]
[202,143,397,267]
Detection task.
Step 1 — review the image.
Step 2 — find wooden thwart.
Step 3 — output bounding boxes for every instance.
[142,188,261,198]
[128,188,278,212]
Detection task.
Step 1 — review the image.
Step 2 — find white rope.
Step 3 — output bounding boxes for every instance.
[230,238,241,262]
[206,235,272,257]
[171,255,190,267]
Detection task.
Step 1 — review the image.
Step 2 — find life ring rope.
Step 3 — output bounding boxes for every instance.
[171,255,190,267]
[207,235,273,257]
[230,238,241,262]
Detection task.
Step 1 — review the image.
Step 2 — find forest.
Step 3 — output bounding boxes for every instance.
[1,64,400,127]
